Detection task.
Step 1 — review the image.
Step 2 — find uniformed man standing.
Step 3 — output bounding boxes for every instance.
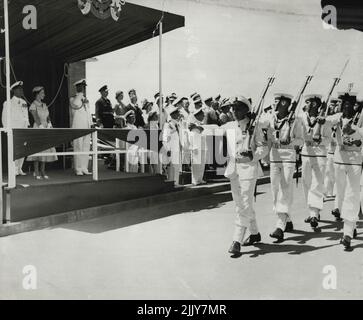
[300,94,329,229]
[189,108,207,185]
[267,93,304,242]
[95,85,114,128]
[70,79,92,176]
[325,92,362,250]
[226,96,269,255]
[2,81,30,176]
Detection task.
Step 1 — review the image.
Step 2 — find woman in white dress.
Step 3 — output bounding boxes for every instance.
[125,110,140,173]
[27,87,58,179]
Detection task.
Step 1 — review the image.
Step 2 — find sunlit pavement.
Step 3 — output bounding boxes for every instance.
[1,182,363,300]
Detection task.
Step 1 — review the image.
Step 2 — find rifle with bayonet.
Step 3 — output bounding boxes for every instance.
[239,75,276,160]
[279,75,314,146]
[312,59,350,143]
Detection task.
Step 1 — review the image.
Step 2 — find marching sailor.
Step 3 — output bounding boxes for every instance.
[2,81,30,176]
[226,96,269,255]
[325,92,362,250]
[267,93,304,242]
[324,97,340,198]
[70,79,92,176]
[300,94,330,229]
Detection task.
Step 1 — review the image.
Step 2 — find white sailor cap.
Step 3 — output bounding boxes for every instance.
[10,81,23,91]
[234,95,252,111]
[74,79,87,87]
[274,93,294,101]
[204,96,213,104]
[124,110,135,119]
[193,108,204,117]
[304,94,323,101]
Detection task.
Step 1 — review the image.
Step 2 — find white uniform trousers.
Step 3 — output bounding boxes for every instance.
[324,153,336,197]
[167,162,181,185]
[335,163,361,238]
[270,162,295,230]
[302,155,327,217]
[230,176,259,243]
[191,149,206,185]
[73,134,91,173]
[15,158,25,175]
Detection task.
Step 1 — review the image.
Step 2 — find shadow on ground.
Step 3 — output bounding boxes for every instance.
[56,191,264,234]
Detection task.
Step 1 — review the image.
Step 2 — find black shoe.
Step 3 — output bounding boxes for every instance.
[310,217,319,229]
[270,228,284,242]
[228,241,241,255]
[285,221,294,232]
[243,233,261,246]
[340,235,352,250]
[304,216,312,223]
[305,213,321,223]
[353,229,358,239]
[332,209,342,221]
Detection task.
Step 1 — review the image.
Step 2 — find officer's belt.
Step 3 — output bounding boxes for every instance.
[235,157,252,164]
[272,143,294,150]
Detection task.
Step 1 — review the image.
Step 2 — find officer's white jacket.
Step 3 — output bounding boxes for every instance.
[224,120,269,180]
[267,112,304,163]
[326,112,363,166]
[300,112,331,157]
[70,93,92,129]
[162,120,182,164]
[2,96,29,128]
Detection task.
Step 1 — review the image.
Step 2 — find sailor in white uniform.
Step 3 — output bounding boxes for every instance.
[70,79,92,176]
[2,81,30,176]
[226,96,269,255]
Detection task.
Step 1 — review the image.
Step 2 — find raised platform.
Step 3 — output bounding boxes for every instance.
[4,166,175,222]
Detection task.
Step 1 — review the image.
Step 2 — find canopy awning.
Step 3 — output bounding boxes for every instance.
[0,0,185,62]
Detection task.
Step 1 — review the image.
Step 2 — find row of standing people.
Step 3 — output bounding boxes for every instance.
[226,90,363,255]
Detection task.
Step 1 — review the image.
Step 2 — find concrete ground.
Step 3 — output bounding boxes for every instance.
[1,183,363,300]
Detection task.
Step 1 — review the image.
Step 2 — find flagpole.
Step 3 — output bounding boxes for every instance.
[158,16,163,175]
[4,0,15,223]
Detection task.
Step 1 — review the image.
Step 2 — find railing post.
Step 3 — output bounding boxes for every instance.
[116,138,120,172]
[125,142,129,173]
[92,131,98,181]
[0,133,3,225]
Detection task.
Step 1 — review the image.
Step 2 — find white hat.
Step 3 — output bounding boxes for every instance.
[234,95,252,111]
[10,81,23,91]
[74,79,87,87]
[304,94,323,101]
[172,97,184,107]
[274,93,294,101]
[124,110,135,119]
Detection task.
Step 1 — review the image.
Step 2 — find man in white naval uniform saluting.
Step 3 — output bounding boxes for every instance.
[2,81,30,176]
[225,96,269,255]
[70,79,92,176]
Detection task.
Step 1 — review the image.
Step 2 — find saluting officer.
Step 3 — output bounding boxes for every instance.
[226,96,269,255]
[325,92,362,250]
[70,79,92,176]
[267,93,304,242]
[2,81,30,176]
